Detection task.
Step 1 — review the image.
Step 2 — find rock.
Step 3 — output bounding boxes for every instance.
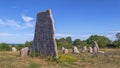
[93,41,99,53]
[82,46,87,52]
[88,47,93,53]
[98,51,105,54]
[93,46,98,53]
[12,47,17,52]
[20,47,30,57]
[62,47,65,52]
[94,41,99,51]
[72,46,80,53]
[63,49,68,54]
[62,47,68,54]
[31,9,58,58]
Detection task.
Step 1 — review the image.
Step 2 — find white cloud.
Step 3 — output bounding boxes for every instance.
[105,34,116,41]
[78,34,91,40]
[22,15,34,23]
[111,31,120,33]
[0,33,17,36]
[81,34,91,38]
[0,19,4,24]
[21,15,35,28]
[0,14,35,29]
[105,35,114,38]
[0,19,21,28]
[55,34,76,37]
[6,19,21,28]
[23,33,34,36]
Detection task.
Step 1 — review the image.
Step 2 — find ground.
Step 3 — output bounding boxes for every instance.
[0,48,120,68]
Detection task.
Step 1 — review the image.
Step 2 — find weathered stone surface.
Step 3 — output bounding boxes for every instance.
[82,46,87,52]
[72,46,80,53]
[62,47,68,54]
[88,47,93,53]
[12,47,17,52]
[62,47,65,52]
[93,41,100,56]
[93,46,98,53]
[31,9,58,58]
[20,47,29,57]
[94,41,99,51]
[63,49,68,54]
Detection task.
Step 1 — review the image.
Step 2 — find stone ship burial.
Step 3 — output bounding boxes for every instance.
[31,9,58,58]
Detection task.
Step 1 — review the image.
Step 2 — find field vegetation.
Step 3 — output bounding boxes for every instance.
[0,48,120,68]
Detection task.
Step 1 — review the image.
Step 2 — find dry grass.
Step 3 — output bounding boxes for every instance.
[0,48,120,68]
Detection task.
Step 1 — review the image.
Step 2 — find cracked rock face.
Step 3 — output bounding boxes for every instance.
[32,9,58,58]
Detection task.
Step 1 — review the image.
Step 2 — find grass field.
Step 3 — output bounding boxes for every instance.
[0,48,120,68]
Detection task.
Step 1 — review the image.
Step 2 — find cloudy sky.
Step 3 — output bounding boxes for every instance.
[0,0,120,43]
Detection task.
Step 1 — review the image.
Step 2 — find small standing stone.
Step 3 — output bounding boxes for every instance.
[62,47,65,52]
[63,49,68,54]
[72,46,80,53]
[20,47,30,57]
[62,47,68,54]
[88,47,93,53]
[12,47,17,52]
[82,46,87,52]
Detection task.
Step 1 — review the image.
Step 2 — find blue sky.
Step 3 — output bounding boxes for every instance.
[0,0,120,43]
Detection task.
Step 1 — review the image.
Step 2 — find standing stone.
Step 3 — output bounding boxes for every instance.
[93,41,101,56]
[62,47,65,52]
[20,47,30,57]
[93,46,99,53]
[12,47,17,52]
[32,9,58,58]
[72,46,80,53]
[62,47,68,54]
[88,47,93,53]
[94,41,99,51]
[81,46,87,52]
[63,49,68,54]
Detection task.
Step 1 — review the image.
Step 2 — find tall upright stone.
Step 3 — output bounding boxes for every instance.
[93,41,99,51]
[32,9,58,58]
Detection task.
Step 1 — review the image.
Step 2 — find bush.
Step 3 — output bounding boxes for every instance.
[0,43,11,51]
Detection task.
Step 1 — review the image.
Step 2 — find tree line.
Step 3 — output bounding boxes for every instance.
[0,33,120,51]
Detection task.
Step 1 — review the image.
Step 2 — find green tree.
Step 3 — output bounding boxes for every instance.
[56,38,66,49]
[15,44,24,50]
[73,39,81,46]
[65,36,73,48]
[24,41,33,47]
[56,37,73,49]
[80,41,89,47]
[113,40,120,48]
[0,43,11,51]
[116,33,120,41]
[86,35,111,48]
[66,36,72,44]
[113,33,120,48]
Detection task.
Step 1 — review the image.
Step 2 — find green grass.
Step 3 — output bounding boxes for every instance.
[0,48,120,68]
[57,54,77,63]
[29,63,40,68]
